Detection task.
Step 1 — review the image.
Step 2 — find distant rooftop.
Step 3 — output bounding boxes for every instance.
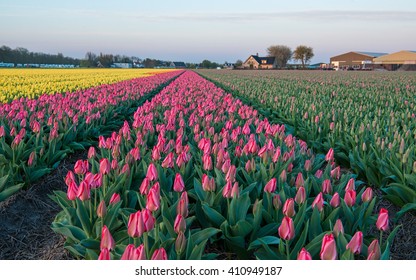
[354,51,388,58]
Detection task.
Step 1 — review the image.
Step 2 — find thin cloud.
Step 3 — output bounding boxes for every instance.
[133,10,416,22]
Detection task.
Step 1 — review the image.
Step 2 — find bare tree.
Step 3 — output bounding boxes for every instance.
[293,45,314,68]
[267,45,292,68]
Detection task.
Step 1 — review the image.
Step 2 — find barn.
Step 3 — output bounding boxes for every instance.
[330,51,387,70]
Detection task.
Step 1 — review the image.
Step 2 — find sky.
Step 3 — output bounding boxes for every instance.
[1,0,415,63]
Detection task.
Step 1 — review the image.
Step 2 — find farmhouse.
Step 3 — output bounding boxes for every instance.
[330,51,387,70]
[170,62,186,69]
[373,50,416,71]
[243,54,276,69]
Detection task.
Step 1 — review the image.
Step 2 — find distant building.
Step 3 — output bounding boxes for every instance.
[373,50,416,71]
[330,51,387,70]
[243,54,276,69]
[307,63,326,70]
[112,63,132,68]
[170,62,186,68]
[223,62,235,69]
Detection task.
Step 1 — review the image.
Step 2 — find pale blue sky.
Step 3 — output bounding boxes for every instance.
[1,0,415,63]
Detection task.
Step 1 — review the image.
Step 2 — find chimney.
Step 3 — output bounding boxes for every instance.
[256,52,259,56]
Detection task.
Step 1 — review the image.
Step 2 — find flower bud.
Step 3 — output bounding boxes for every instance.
[297,248,312,260]
[109,193,120,205]
[151,248,168,260]
[346,231,363,254]
[282,198,295,217]
[97,200,107,218]
[320,233,337,260]
[330,192,340,208]
[295,187,306,205]
[376,208,389,231]
[322,179,332,194]
[367,239,381,260]
[361,187,373,203]
[264,178,277,193]
[345,178,355,191]
[311,192,324,212]
[333,219,344,237]
[175,231,187,254]
[344,190,356,207]
[100,225,115,251]
[278,216,295,240]
[173,173,185,192]
[99,158,110,175]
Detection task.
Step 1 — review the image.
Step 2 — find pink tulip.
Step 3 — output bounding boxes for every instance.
[65,171,76,187]
[146,186,160,212]
[67,181,78,201]
[322,179,332,194]
[264,178,277,193]
[139,177,150,195]
[109,193,120,204]
[221,159,231,173]
[177,192,189,217]
[97,200,107,218]
[87,146,96,159]
[312,192,324,212]
[345,178,355,191]
[175,231,187,254]
[225,165,236,182]
[222,181,233,198]
[28,151,36,166]
[320,233,337,260]
[330,192,340,208]
[376,208,389,231]
[282,198,295,217]
[361,188,373,203]
[161,152,174,168]
[173,173,185,192]
[142,208,155,232]
[231,182,239,198]
[0,126,4,137]
[297,248,312,260]
[304,160,312,172]
[202,154,213,170]
[76,181,90,201]
[346,231,363,254]
[272,194,282,210]
[330,166,340,180]
[325,148,334,162]
[278,216,295,240]
[295,172,304,189]
[174,214,186,233]
[295,187,306,204]
[146,163,158,181]
[130,147,140,161]
[151,248,168,260]
[280,170,287,182]
[99,158,110,175]
[100,225,115,251]
[344,190,356,207]
[315,169,323,178]
[333,219,344,237]
[367,239,381,260]
[98,248,110,260]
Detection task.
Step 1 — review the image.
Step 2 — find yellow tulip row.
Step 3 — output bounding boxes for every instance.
[0,68,175,103]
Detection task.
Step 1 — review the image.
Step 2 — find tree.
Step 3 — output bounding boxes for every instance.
[267,45,292,68]
[293,45,314,68]
[235,59,243,68]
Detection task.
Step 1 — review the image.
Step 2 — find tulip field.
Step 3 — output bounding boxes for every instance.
[198,70,416,211]
[0,69,413,260]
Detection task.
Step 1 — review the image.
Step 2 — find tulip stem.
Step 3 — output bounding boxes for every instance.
[286,240,290,260]
[379,231,383,249]
[143,232,149,259]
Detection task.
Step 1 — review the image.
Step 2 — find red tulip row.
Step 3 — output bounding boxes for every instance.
[52,71,397,260]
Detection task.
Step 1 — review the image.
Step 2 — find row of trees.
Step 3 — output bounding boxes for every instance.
[267,45,314,68]
[0,45,80,65]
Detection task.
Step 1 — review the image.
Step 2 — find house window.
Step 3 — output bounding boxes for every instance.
[262,60,267,64]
